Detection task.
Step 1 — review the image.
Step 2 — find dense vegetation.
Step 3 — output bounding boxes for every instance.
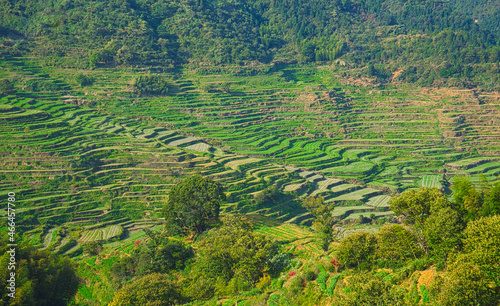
[1,0,500,89]
[0,242,79,305]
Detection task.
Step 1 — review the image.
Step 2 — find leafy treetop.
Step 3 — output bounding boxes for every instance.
[163,174,225,234]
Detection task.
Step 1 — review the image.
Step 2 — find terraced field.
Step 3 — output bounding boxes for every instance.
[0,91,387,249]
[1,56,499,255]
[41,64,498,191]
[421,175,443,189]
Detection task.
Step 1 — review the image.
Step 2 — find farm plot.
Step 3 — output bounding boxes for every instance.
[168,137,199,147]
[225,158,263,170]
[367,195,391,208]
[331,205,375,219]
[283,182,307,192]
[465,162,500,174]
[331,188,381,201]
[185,142,213,153]
[255,223,313,242]
[344,211,395,220]
[320,162,375,176]
[310,178,344,196]
[447,157,500,170]
[421,175,442,188]
[79,225,124,243]
[328,184,359,197]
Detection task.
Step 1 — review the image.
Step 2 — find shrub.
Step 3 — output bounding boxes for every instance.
[75,73,93,86]
[0,79,14,94]
[304,269,316,281]
[83,241,103,256]
[256,274,272,290]
[316,272,329,291]
[337,231,377,268]
[133,73,170,96]
[326,275,341,296]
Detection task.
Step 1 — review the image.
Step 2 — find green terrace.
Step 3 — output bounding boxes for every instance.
[1,56,499,261]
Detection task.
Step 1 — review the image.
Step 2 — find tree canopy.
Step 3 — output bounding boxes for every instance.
[302,195,337,251]
[337,231,377,268]
[109,273,184,306]
[1,0,499,89]
[0,242,79,306]
[183,215,283,300]
[389,187,452,230]
[163,174,225,234]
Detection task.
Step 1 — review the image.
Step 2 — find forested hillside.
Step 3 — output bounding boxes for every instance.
[452,0,500,32]
[1,0,499,88]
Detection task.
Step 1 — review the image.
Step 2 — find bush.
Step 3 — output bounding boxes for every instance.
[83,241,103,256]
[75,73,93,86]
[57,239,77,254]
[0,79,14,94]
[256,274,272,290]
[326,274,341,296]
[304,269,316,281]
[133,73,170,96]
[316,272,329,291]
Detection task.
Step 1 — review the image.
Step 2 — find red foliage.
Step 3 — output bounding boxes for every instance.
[331,258,340,267]
[134,240,141,248]
[287,271,297,280]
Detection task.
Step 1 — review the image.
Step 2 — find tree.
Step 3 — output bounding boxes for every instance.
[337,231,377,268]
[423,207,464,268]
[390,187,452,229]
[254,185,279,207]
[197,215,279,283]
[431,262,499,306]
[163,175,225,234]
[482,181,500,216]
[0,242,79,306]
[74,73,93,87]
[88,51,101,68]
[83,241,103,256]
[109,273,184,306]
[302,195,337,251]
[115,46,134,65]
[452,176,483,219]
[336,272,407,306]
[300,41,316,62]
[133,73,170,96]
[184,215,281,299]
[0,79,14,94]
[142,229,194,273]
[376,224,422,263]
[461,215,500,287]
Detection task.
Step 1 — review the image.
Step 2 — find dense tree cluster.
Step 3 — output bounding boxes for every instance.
[0,242,79,306]
[0,0,498,89]
[109,273,184,306]
[334,180,500,305]
[133,73,170,96]
[111,229,194,281]
[109,215,287,304]
[183,215,284,300]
